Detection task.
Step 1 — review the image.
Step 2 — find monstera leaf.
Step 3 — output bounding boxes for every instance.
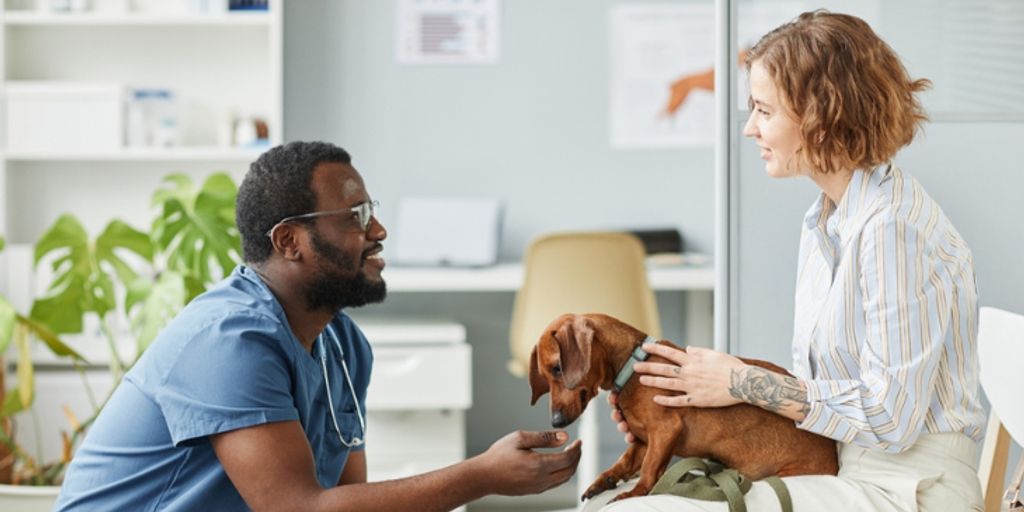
[151,173,241,287]
[30,215,153,334]
[125,271,196,353]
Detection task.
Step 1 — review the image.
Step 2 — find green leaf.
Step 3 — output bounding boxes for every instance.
[31,215,150,334]
[150,173,195,209]
[32,216,91,333]
[0,296,14,354]
[0,234,5,252]
[18,314,87,362]
[15,324,34,409]
[96,220,154,285]
[126,272,186,352]
[183,274,207,304]
[34,214,89,269]
[30,275,87,334]
[1,386,28,417]
[151,173,240,286]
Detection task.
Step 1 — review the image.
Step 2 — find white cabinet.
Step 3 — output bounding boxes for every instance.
[0,0,282,243]
[357,318,472,512]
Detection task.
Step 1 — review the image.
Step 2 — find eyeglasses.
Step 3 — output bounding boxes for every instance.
[266,200,379,237]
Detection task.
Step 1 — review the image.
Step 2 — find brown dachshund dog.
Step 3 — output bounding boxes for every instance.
[529,313,838,502]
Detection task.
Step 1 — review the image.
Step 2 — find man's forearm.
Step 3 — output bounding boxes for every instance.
[316,456,490,512]
[728,366,810,422]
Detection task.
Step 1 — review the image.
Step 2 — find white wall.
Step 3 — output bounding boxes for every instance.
[283,0,717,260]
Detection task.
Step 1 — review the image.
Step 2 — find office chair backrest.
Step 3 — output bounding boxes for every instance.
[508,231,661,377]
[977,307,1024,512]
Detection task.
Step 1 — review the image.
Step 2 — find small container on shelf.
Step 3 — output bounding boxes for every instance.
[231,115,270,149]
[228,0,268,11]
[124,88,179,148]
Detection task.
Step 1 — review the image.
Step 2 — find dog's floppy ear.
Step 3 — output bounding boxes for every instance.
[556,315,593,389]
[528,345,549,405]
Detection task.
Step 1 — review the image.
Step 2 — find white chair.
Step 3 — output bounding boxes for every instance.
[508,231,661,510]
[976,307,1024,512]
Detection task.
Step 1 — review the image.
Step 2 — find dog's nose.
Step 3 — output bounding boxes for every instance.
[552,410,568,428]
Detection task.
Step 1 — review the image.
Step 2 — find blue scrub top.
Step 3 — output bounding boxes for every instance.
[56,265,373,511]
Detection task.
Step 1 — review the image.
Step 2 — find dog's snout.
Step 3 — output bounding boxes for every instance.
[552,410,569,428]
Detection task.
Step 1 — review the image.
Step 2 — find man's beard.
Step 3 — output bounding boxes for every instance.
[305,229,387,313]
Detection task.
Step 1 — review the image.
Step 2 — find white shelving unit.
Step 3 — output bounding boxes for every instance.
[3,11,274,26]
[0,0,283,244]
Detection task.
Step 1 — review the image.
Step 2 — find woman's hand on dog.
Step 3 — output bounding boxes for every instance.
[608,345,751,443]
[472,430,582,496]
[608,392,638,444]
[635,344,749,409]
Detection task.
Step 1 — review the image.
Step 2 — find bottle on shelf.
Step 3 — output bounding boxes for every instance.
[125,88,178,148]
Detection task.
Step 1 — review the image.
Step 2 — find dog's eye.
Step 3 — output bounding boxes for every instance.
[551,364,562,376]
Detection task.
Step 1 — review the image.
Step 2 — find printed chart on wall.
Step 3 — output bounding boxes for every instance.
[609,2,807,150]
[396,0,501,64]
[609,3,716,149]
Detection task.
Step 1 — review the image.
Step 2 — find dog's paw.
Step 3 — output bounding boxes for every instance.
[609,488,647,503]
[581,475,620,501]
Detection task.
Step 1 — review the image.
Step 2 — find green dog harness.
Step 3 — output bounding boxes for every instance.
[652,457,793,512]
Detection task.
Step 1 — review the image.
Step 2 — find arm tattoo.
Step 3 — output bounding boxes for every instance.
[729,367,810,416]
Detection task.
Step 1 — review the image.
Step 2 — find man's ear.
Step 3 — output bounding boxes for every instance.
[556,315,593,390]
[529,345,549,405]
[269,224,304,261]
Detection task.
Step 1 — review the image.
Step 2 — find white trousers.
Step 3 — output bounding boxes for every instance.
[582,433,983,512]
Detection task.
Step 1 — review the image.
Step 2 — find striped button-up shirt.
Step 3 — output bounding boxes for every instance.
[792,164,985,453]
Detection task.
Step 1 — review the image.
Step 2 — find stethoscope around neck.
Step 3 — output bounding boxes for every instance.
[317,324,366,448]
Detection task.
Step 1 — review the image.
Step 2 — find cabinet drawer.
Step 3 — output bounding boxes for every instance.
[365,410,464,459]
[366,345,471,410]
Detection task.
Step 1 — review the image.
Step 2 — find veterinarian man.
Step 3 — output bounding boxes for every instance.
[592,10,985,512]
[56,141,582,511]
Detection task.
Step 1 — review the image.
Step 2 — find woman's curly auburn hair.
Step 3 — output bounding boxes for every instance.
[745,10,931,175]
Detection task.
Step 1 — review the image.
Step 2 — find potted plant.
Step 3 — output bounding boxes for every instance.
[0,172,241,510]
[0,233,86,509]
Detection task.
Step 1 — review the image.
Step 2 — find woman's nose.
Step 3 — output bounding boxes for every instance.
[742,112,757,138]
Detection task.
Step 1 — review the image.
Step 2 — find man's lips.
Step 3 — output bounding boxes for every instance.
[363,244,385,267]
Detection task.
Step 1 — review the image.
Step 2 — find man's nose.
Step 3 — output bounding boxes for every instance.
[367,216,387,240]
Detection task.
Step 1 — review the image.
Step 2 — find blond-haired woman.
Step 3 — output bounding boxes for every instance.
[588,10,984,512]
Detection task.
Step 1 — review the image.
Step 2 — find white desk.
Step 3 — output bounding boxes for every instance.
[382,262,714,292]
[381,262,715,343]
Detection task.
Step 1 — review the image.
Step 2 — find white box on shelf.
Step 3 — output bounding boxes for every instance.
[5,81,124,152]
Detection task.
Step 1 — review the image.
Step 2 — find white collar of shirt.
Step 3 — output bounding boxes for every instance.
[802,163,895,256]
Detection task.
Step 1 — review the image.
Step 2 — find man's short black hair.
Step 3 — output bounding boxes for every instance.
[236,141,352,263]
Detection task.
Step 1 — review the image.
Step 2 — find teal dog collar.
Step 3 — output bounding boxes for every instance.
[613,335,658,391]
